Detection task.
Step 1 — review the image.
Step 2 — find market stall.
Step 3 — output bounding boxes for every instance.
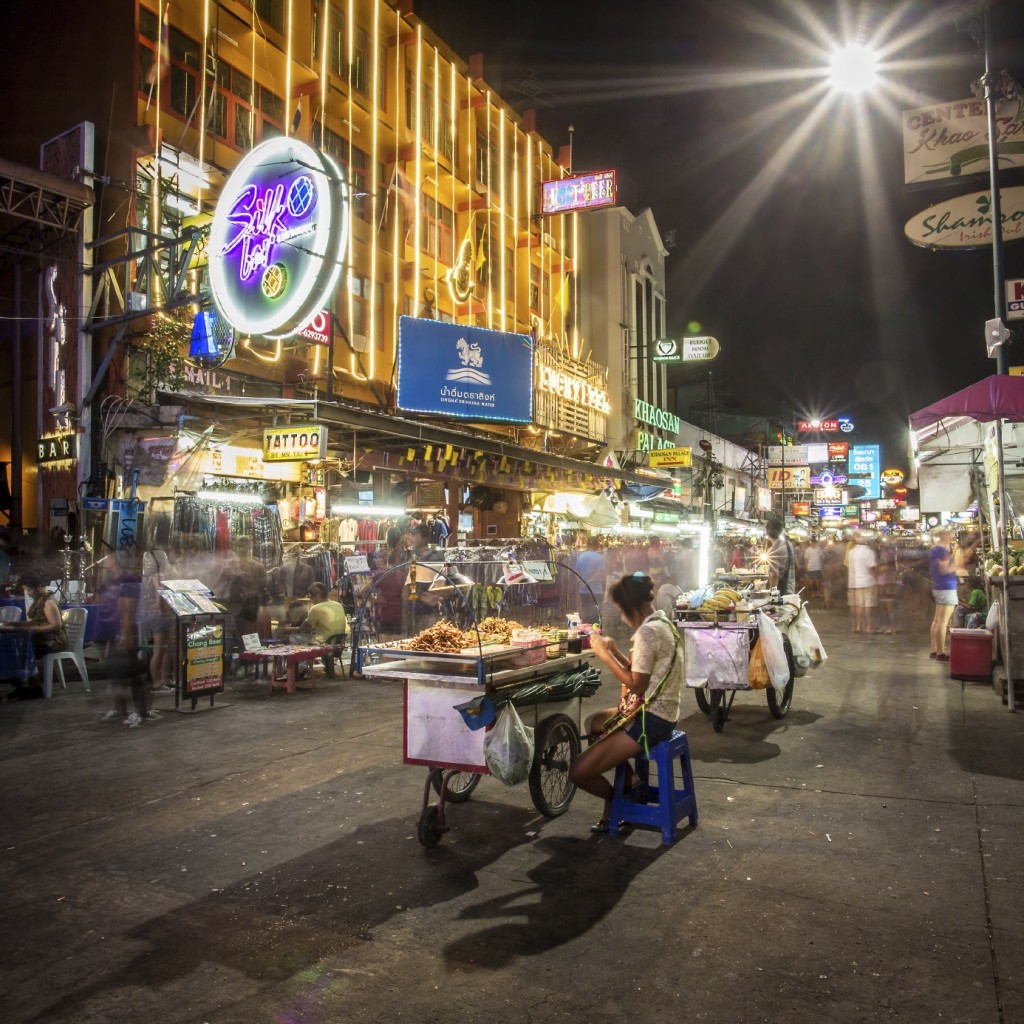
[353,570,602,847]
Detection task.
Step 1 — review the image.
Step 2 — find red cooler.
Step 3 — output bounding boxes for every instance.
[949,628,994,680]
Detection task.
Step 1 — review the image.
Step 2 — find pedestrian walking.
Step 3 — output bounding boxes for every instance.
[847,533,877,634]
[929,529,957,661]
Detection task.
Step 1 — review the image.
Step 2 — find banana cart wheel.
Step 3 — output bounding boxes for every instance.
[431,770,482,803]
[694,686,712,715]
[766,678,795,719]
[529,713,580,817]
[417,805,445,848]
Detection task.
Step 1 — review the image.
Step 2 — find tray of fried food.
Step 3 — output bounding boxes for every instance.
[474,616,524,645]
[402,620,472,653]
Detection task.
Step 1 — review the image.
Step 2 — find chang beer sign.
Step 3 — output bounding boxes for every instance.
[209,137,350,338]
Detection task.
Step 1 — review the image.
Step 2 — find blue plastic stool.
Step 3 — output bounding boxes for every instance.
[609,731,698,844]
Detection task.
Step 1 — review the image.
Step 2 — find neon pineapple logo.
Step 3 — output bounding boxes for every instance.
[221,176,318,291]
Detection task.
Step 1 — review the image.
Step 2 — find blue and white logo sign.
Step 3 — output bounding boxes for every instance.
[397,316,534,424]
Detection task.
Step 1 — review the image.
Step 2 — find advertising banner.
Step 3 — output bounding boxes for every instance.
[184,622,224,697]
[902,97,1024,187]
[396,316,534,424]
[849,444,881,500]
[768,466,809,489]
[263,425,327,462]
[541,170,617,215]
[904,185,1024,250]
[648,447,692,468]
[767,445,807,465]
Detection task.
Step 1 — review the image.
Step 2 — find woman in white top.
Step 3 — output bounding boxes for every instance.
[569,573,685,833]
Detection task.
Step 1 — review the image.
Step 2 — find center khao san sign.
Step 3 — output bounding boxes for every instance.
[209,137,349,338]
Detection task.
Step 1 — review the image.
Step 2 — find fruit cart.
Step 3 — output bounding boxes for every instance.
[357,639,601,847]
[676,595,811,733]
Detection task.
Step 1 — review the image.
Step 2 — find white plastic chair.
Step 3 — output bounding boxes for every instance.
[0,606,23,623]
[42,607,91,698]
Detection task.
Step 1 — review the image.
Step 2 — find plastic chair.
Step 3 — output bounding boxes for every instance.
[41,607,91,698]
[609,730,698,845]
[322,633,348,679]
[0,605,23,623]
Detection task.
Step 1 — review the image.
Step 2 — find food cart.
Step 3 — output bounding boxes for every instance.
[357,640,600,847]
[677,583,823,732]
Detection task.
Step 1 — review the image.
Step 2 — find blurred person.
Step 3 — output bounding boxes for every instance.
[101,637,159,727]
[954,575,988,630]
[929,529,958,661]
[847,533,878,634]
[675,538,697,590]
[803,537,824,601]
[874,539,898,634]
[138,547,174,693]
[5,572,67,699]
[765,519,796,596]
[573,536,606,623]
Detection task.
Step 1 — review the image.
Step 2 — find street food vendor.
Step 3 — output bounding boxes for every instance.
[278,583,347,645]
[569,573,685,834]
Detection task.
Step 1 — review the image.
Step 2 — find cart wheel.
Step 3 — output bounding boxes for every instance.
[711,703,727,732]
[766,678,795,719]
[694,686,712,715]
[529,713,581,817]
[431,771,481,803]
[417,805,444,848]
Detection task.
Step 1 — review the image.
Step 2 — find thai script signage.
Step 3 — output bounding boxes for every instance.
[396,316,534,424]
[633,399,679,434]
[902,97,1024,187]
[262,425,327,462]
[905,186,1024,250]
[648,447,692,468]
[536,365,610,413]
[849,444,881,500]
[209,137,349,338]
[541,169,617,215]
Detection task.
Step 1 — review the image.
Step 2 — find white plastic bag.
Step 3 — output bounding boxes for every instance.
[756,611,791,690]
[987,600,1000,633]
[790,605,828,668]
[783,621,810,677]
[483,703,535,786]
[683,626,749,689]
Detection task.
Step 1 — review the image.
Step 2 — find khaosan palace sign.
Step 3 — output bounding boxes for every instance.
[209,137,350,338]
[634,398,680,451]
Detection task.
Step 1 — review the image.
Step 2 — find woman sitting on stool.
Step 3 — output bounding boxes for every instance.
[569,573,685,833]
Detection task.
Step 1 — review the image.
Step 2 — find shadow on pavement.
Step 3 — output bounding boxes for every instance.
[442,831,672,969]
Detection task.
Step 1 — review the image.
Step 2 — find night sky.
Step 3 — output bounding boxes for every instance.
[415,0,1024,467]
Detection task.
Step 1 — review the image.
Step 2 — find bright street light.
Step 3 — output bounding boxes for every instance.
[828,44,879,93]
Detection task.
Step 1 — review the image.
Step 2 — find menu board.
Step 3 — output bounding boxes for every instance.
[184,622,224,696]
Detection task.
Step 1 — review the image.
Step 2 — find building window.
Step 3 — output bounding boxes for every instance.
[350,26,369,95]
[260,85,284,140]
[253,0,284,33]
[421,196,454,264]
[377,45,387,111]
[312,2,345,77]
[439,100,454,162]
[349,273,383,348]
[530,262,546,313]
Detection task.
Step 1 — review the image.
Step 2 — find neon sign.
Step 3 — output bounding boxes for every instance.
[209,138,349,339]
[541,170,617,215]
[537,365,610,413]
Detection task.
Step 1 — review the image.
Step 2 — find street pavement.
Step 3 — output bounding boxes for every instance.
[2,603,1024,1024]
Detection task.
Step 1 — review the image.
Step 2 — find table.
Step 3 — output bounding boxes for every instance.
[238,644,342,694]
[0,628,36,682]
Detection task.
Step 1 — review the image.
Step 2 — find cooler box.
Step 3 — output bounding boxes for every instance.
[949,628,994,680]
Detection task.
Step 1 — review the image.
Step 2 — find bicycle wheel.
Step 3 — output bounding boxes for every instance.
[431,770,482,803]
[529,713,580,817]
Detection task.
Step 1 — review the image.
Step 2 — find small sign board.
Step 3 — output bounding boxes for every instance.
[344,554,371,575]
[1007,279,1024,322]
[681,336,720,361]
[540,169,617,215]
[241,633,264,653]
[648,447,692,468]
[522,560,554,582]
[184,622,224,697]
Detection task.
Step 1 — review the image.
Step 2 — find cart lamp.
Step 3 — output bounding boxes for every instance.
[428,565,475,591]
[501,562,538,586]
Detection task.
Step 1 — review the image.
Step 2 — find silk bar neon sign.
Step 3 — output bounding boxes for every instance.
[210,138,349,339]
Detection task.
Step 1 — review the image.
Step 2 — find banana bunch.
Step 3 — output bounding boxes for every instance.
[698,588,742,621]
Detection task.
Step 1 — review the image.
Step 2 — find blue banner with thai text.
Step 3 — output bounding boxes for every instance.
[396,316,534,424]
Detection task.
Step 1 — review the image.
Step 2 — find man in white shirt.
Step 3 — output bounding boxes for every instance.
[804,539,823,600]
[847,533,877,633]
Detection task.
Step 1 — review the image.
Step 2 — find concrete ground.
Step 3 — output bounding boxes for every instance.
[2,604,1023,1024]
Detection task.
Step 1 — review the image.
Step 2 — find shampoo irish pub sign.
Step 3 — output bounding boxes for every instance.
[209,138,349,339]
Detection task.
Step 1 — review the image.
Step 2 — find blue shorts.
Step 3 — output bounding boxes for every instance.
[623,710,676,750]
[932,589,958,606]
